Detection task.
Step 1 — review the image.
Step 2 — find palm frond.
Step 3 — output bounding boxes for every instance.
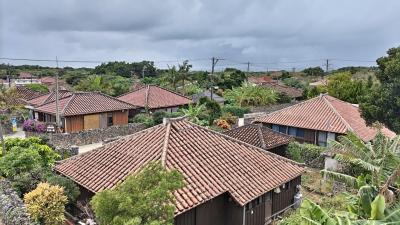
[321,169,357,188]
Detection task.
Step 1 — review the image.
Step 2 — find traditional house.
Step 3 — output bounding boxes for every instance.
[223,124,293,156]
[248,75,278,85]
[15,86,44,101]
[40,76,56,86]
[32,92,137,133]
[118,85,192,114]
[54,118,304,225]
[27,90,72,107]
[253,94,396,146]
[262,83,303,100]
[192,90,225,105]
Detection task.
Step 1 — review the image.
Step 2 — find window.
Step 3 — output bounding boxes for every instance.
[318,131,327,147]
[279,125,287,134]
[296,128,305,138]
[272,124,279,132]
[107,113,113,127]
[288,127,297,136]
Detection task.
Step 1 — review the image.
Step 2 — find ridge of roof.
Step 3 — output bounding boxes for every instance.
[145,85,150,110]
[320,95,354,133]
[256,124,267,149]
[59,93,75,116]
[161,121,172,167]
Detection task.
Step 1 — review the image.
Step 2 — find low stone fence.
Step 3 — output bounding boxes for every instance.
[26,123,146,149]
[0,180,31,225]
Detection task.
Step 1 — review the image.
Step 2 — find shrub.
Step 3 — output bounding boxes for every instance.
[133,113,155,128]
[287,142,325,168]
[24,182,68,225]
[25,83,49,93]
[22,119,35,132]
[22,119,46,133]
[277,92,292,103]
[214,119,231,130]
[35,122,47,133]
[46,175,80,204]
[222,105,250,117]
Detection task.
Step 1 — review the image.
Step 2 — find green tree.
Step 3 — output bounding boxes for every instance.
[0,86,24,155]
[327,72,368,103]
[91,162,184,225]
[303,67,325,76]
[224,82,277,107]
[0,137,60,194]
[74,74,131,96]
[46,175,80,204]
[217,68,247,89]
[180,103,208,126]
[360,47,400,133]
[178,60,192,88]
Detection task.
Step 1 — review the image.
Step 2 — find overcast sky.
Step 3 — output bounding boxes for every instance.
[1,0,399,71]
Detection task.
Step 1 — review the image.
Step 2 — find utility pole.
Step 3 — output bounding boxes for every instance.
[247,62,250,73]
[325,59,330,74]
[210,57,223,100]
[55,57,60,131]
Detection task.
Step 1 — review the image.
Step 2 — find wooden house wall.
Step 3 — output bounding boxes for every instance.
[175,194,243,225]
[113,110,128,125]
[64,110,129,133]
[65,116,84,133]
[272,176,301,214]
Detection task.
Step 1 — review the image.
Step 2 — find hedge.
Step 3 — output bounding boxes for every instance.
[287,142,325,168]
[0,179,31,225]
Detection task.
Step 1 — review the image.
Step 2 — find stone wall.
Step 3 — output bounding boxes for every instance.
[0,180,31,225]
[26,123,146,149]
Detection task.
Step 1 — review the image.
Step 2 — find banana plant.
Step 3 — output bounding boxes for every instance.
[300,196,400,225]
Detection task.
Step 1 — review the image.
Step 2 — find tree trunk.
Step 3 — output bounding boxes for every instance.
[0,122,5,156]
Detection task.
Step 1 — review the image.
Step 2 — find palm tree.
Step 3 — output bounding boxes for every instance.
[180,103,206,125]
[322,132,400,196]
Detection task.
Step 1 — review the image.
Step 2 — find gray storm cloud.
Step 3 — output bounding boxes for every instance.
[1,0,399,70]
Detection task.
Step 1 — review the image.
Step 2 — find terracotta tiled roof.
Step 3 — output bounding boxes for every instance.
[118,85,192,109]
[19,72,34,79]
[248,76,277,85]
[15,86,44,100]
[223,124,293,150]
[254,94,396,142]
[263,83,303,98]
[54,119,304,215]
[40,76,56,85]
[34,92,137,116]
[28,90,73,107]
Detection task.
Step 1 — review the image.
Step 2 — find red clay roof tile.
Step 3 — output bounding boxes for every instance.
[224,124,293,150]
[34,92,137,116]
[118,85,191,109]
[54,119,304,215]
[254,94,396,142]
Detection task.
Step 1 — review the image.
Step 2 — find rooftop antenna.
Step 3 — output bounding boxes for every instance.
[55,57,60,131]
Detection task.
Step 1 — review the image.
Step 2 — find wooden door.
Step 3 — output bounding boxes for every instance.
[245,202,266,225]
[83,114,100,130]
